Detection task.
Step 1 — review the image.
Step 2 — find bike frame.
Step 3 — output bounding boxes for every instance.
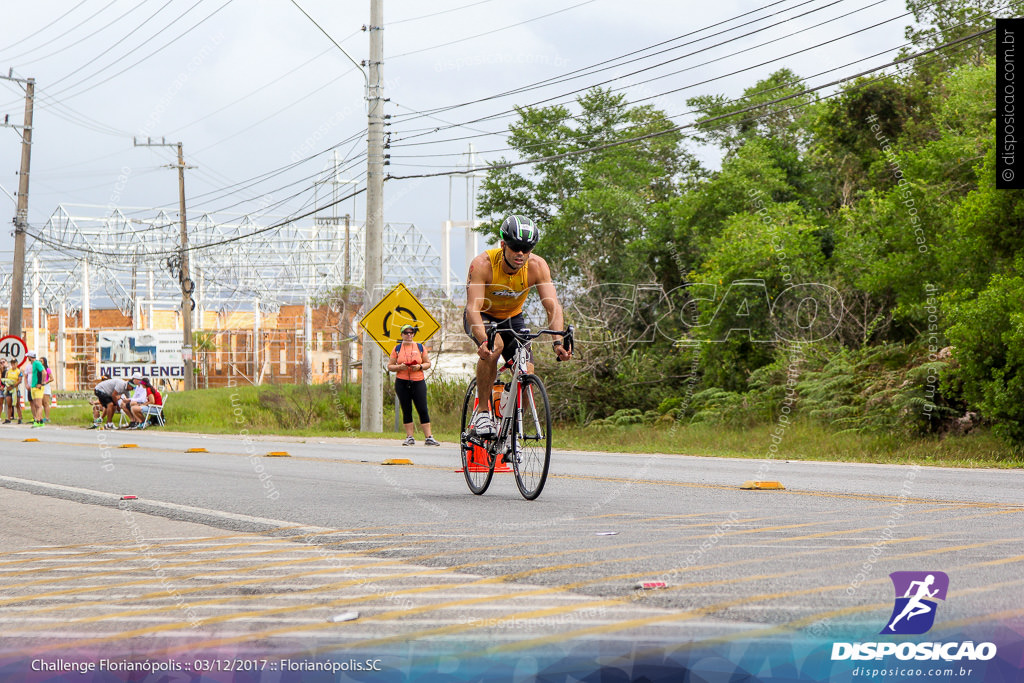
[490,343,533,458]
[467,324,569,459]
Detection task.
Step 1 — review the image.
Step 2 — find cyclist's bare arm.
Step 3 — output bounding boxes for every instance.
[528,256,571,360]
[466,252,497,360]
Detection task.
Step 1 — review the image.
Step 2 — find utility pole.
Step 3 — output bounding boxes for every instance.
[342,213,351,385]
[174,142,194,391]
[133,137,195,390]
[2,73,34,338]
[361,0,384,432]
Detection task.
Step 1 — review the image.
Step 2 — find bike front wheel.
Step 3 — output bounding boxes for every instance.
[460,379,494,495]
[511,374,551,500]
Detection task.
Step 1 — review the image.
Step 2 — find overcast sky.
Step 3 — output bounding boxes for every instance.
[1,0,922,271]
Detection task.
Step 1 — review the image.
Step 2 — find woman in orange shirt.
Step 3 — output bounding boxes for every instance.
[387,324,440,446]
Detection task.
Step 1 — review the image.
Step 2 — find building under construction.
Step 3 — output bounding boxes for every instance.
[1,204,470,392]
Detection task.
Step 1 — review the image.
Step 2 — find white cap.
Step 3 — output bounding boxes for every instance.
[26,350,36,357]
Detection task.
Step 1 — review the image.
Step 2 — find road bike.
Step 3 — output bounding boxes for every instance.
[459,323,573,500]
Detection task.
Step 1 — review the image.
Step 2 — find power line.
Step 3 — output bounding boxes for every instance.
[0,0,90,53]
[389,0,598,60]
[30,0,208,105]
[387,35,919,161]
[34,97,134,138]
[385,0,1004,157]
[165,46,339,135]
[83,141,368,238]
[24,185,368,259]
[190,66,363,156]
[13,1,154,68]
[388,0,908,146]
[391,0,504,26]
[384,28,994,182]
[43,0,180,87]
[184,130,367,205]
[388,0,832,124]
[41,0,236,102]
[389,0,999,156]
[1,0,120,62]
[386,13,906,152]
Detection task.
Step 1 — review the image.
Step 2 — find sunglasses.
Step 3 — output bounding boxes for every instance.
[401,329,417,334]
[505,242,533,254]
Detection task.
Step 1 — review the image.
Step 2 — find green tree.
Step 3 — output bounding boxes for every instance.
[477,87,700,285]
[192,332,217,389]
[806,77,923,209]
[943,270,1024,445]
[687,68,813,157]
[691,201,830,389]
[903,0,1019,66]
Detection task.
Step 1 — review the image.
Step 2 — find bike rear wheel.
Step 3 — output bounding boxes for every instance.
[511,374,551,500]
[460,379,494,495]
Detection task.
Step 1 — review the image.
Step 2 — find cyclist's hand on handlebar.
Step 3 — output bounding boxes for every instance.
[476,340,493,360]
[554,344,571,362]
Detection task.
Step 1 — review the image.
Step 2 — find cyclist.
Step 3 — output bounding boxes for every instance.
[464,215,571,437]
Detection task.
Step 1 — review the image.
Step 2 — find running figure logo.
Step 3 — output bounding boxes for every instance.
[881,571,949,635]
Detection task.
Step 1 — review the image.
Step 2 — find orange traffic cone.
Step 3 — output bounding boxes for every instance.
[465,443,491,473]
[458,397,512,474]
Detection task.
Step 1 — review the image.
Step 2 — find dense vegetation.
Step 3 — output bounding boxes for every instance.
[476,2,1024,452]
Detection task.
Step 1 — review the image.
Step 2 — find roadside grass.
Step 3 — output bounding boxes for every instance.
[550,421,1021,468]
[47,384,1022,467]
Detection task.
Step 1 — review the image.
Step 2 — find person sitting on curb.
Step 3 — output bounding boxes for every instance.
[137,379,163,428]
[124,374,149,428]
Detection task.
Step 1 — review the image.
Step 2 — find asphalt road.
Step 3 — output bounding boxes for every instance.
[0,422,1021,663]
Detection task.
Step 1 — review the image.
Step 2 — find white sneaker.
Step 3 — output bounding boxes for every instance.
[472,411,495,437]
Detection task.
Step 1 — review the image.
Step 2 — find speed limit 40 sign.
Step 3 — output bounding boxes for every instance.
[0,335,28,368]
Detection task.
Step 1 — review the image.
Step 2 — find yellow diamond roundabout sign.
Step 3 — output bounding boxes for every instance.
[359,283,441,355]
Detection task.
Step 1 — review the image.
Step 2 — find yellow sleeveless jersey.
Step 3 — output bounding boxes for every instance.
[482,247,529,318]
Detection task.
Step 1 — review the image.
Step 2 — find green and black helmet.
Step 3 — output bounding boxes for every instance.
[499,215,539,252]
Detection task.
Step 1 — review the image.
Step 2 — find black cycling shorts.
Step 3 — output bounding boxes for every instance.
[95,390,115,407]
[464,310,532,364]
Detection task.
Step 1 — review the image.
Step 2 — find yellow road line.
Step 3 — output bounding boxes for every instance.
[476,552,1024,656]
[0,525,308,566]
[1,504,1002,612]
[35,538,1022,657]
[303,541,1024,658]
[0,528,461,579]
